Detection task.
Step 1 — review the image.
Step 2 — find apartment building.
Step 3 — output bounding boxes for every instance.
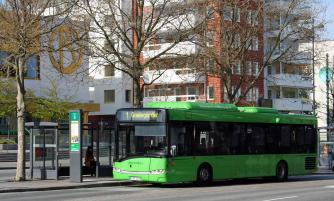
[142,0,264,105]
[0,1,134,125]
[264,0,313,114]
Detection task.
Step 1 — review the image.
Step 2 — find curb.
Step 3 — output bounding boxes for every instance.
[0,180,133,193]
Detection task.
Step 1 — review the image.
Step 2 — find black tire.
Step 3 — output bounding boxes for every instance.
[276,162,288,182]
[196,164,212,186]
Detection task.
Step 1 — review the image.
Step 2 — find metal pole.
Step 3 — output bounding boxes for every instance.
[55,126,58,181]
[326,53,330,142]
[312,18,316,115]
[96,122,101,178]
[29,127,33,180]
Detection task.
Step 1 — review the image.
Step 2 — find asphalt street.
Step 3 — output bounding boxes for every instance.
[1,174,334,201]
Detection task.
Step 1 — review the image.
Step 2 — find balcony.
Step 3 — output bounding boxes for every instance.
[142,41,197,59]
[272,98,313,112]
[267,74,312,88]
[268,49,311,65]
[155,13,197,33]
[145,0,189,6]
[143,68,205,84]
[143,95,205,106]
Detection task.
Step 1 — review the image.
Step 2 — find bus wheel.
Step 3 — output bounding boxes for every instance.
[197,164,212,186]
[276,162,288,182]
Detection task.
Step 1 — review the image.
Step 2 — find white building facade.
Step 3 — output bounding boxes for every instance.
[264,0,313,114]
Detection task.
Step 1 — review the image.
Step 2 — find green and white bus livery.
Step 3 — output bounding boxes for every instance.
[113,102,317,185]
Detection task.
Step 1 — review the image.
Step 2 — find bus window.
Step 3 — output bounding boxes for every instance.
[253,126,266,154]
[214,123,231,155]
[169,122,193,156]
[194,123,215,155]
[305,126,316,153]
[117,125,167,159]
[280,126,291,153]
[267,126,280,154]
[295,125,305,153]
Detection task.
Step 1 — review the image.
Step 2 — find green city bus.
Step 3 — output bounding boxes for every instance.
[113,102,317,185]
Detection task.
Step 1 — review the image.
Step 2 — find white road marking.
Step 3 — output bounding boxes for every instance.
[324,185,334,188]
[262,196,298,201]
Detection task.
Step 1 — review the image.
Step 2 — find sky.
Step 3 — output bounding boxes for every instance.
[322,0,334,39]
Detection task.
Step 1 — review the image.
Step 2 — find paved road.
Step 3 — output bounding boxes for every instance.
[1,174,334,201]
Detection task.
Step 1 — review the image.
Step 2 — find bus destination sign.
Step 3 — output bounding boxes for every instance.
[117,109,165,122]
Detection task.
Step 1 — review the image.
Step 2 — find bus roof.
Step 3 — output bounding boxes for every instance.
[146,101,238,111]
[145,102,317,125]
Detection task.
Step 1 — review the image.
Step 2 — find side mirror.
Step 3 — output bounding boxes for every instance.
[171,145,177,157]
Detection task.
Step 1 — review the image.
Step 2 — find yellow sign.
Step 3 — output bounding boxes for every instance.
[48,25,84,74]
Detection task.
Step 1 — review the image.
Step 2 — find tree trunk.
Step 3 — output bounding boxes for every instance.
[15,57,26,181]
[134,80,143,108]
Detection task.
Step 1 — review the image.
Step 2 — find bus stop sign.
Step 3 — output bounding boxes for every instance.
[70,110,82,182]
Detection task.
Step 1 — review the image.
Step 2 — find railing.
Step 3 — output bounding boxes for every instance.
[143,68,205,84]
[272,98,313,111]
[267,74,312,88]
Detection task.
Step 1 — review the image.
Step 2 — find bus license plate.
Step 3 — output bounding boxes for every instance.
[130,176,141,181]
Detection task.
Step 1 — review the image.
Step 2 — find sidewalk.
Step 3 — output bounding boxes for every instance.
[314,166,334,174]
[0,177,133,193]
[0,162,29,170]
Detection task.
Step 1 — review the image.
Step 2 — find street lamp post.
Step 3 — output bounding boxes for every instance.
[326,53,330,142]
[312,18,316,115]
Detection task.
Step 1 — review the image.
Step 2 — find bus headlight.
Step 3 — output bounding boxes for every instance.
[150,169,166,175]
[113,167,122,173]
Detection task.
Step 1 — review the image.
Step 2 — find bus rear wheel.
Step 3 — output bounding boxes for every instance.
[276,162,288,182]
[197,164,212,186]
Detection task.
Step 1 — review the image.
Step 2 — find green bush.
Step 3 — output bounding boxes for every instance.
[0,138,16,144]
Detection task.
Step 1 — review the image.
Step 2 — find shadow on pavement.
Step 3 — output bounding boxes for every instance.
[129,174,334,189]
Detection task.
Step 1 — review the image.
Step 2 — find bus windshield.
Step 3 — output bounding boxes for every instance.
[118,124,167,159]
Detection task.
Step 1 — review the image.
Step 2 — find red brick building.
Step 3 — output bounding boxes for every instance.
[142,0,264,106]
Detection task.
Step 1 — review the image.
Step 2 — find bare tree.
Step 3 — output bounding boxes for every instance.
[195,0,323,105]
[0,0,76,181]
[77,0,204,107]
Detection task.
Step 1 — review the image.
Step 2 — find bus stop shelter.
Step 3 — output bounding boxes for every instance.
[25,121,115,180]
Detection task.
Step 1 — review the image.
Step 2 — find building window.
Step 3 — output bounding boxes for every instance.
[231,86,241,98]
[223,6,232,21]
[268,90,272,99]
[282,88,297,98]
[206,58,215,73]
[89,87,95,103]
[25,55,40,79]
[207,86,214,100]
[252,37,258,51]
[252,62,259,75]
[206,7,215,19]
[187,87,199,100]
[205,31,214,47]
[233,34,241,48]
[247,37,259,51]
[246,87,259,102]
[267,65,272,75]
[125,89,131,103]
[232,60,241,74]
[247,11,252,24]
[247,10,258,26]
[223,6,240,22]
[235,7,241,22]
[247,61,252,75]
[104,89,115,103]
[104,65,115,77]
